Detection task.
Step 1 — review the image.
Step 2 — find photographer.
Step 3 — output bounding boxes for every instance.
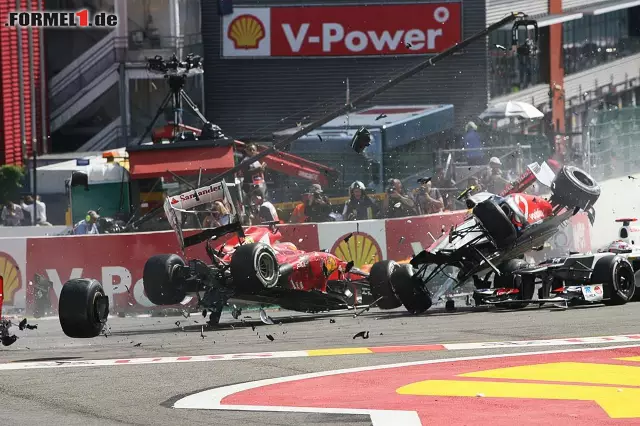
[382,179,418,219]
[289,184,333,223]
[249,190,279,224]
[342,181,379,221]
[413,177,444,215]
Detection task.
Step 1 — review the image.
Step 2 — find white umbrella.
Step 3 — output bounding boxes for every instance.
[479,101,544,120]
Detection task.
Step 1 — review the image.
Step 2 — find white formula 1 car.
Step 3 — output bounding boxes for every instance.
[596,217,640,299]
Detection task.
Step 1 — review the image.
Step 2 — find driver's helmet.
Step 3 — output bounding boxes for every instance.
[606,240,632,253]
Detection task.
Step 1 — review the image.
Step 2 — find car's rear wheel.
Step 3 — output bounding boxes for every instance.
[368,260,402,309]
[473,199,518,249]
[390,264,432,314]
[143,254,187,306]
[591,255,636,305]
[494,259,535,309]
[59,278,109,338]
[231,243,280,293]
[550,165,600,210]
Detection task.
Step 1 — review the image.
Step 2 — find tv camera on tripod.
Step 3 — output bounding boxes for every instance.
[135,53,226,146]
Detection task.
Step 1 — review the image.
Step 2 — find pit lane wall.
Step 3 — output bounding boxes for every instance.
[0,211,591,315]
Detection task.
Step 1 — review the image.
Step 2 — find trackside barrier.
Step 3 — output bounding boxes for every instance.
[0,211,591,316]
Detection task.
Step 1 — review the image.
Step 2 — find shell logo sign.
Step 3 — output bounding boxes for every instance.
[221,3,461,58]
[228,14,266,49]
[0,252,21,305]
[330,232,382,268]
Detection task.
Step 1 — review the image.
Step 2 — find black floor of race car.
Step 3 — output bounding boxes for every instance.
[1,303,640,425]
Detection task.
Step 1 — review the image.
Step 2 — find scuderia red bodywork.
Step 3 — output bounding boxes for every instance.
[509,193,554,223]
[213,226,364,292]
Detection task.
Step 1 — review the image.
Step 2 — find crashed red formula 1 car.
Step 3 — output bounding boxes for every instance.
[367,161,628,313]
[57,181,371,338]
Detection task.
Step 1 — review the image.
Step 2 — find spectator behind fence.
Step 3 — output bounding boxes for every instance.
[250,190,279,224]
[239,143,268,199]
[413,177,444,215]
[463,121,484,165]
[382,179,418,219]
[432,166,456,210]
[21,195,51,226]
[468,176,483,195]
[203,201,231,228]
[289,184,333,223]
[2,201,23,226]
[73,210,100,235]
[482,157,511,194]
[343,181,379,221]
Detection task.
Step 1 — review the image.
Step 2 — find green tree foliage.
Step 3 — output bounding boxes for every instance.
[0,165,25,203]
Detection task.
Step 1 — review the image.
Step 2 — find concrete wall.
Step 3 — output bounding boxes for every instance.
[0,226,69,239]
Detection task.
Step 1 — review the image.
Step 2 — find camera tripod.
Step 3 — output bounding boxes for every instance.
[134,73,222,145]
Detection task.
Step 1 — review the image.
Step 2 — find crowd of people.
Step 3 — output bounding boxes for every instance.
[281,155,519,224]
[0,195,50,227]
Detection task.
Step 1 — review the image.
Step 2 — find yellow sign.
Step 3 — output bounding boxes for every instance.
[397,359,640,419]
[0,252,21,305]
[228,15,265,49]
[331,232,381,268]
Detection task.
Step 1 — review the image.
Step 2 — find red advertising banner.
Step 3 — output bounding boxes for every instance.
[21,211,591,315]
[221,3,462,58]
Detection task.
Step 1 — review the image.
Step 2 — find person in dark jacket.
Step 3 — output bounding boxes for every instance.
[463,121,484,165]
[342,181,379,220]
[382,178,418,218]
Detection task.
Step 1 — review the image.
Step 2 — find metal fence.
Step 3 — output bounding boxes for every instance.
[586,106,640,180]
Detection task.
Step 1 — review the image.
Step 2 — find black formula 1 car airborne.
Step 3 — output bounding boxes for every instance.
[368,162,633,313]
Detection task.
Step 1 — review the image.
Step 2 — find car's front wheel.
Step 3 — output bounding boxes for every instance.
[143,254,187,306]
[390,264,432,314]
[591,255,636,305]
[58,278,109,338]
[231,243,280,293]
[368,260,402,309]
[550,165,600,210]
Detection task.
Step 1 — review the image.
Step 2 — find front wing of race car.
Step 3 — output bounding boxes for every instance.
[477,252,634,307]
[479,284,606,307]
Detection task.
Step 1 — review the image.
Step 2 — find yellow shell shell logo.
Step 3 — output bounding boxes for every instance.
[0,252,21,305]
[330,232,382,268]
[228,14,265,50]
[243,236,255,244]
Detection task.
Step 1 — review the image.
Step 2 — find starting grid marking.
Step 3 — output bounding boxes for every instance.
[2,334,640,371]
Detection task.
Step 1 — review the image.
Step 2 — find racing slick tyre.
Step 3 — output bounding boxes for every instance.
[368,260,402,309]
[550,165,600,210]
[143,254,187,306]
[473,199,517,249]
[59,278,109,338]
[390,264,432,314]
[591,255,635,305]
[494,259,535,309]
[231,243,280,293]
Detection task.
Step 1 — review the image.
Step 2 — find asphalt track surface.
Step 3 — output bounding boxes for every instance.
[2,302,640,426]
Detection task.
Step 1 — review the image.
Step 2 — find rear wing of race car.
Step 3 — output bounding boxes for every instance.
[164,180,243,250]
[500,160,560,196]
